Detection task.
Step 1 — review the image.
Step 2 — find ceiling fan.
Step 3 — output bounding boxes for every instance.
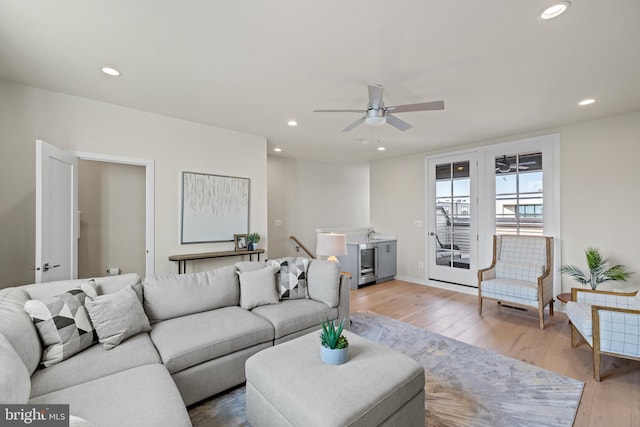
[495,155,537,173]
[313,84,445,132]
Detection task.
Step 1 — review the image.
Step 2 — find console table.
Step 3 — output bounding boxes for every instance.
[169,249,265,274]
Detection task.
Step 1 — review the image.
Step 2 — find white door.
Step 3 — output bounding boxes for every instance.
[35,140,78,283]
[427,153,478,286]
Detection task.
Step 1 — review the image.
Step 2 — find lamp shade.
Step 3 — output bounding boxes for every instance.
[316,233,347,261]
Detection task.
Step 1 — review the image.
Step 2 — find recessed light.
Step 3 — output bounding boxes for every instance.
[579,98,596,106]
[274,148,282,152]
[377,146,386,151]
[287,120,298,127]
[540,2,570,20]
[101,67,120,76]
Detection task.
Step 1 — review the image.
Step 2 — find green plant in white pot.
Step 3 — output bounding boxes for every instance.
[247,233,260,251]
[560,247,633,290]
[319,318,349,365]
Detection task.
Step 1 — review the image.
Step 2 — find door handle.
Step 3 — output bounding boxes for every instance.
[429,232,435,236]
[42,263,61,272]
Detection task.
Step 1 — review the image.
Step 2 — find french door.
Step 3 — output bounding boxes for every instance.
[427,153,478,286]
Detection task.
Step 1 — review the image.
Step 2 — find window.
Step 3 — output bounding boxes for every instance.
[495,152,543,236]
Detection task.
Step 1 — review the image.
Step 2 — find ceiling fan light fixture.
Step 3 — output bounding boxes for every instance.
[540,2,570,20]
[365,109,386,126]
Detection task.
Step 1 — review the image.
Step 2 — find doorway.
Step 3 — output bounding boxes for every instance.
[35,140,155,283]
[78,160,146,278]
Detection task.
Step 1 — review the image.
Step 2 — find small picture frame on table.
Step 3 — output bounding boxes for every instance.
[234,234,248,251]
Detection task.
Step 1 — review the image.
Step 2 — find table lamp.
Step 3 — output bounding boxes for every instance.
[316,233,347,263]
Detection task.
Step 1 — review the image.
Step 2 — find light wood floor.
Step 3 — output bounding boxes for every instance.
[350,280,639,427]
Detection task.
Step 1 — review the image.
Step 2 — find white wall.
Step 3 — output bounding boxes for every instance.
[267,156,370,258]
[0,80,267,287]
[371,110,640,292]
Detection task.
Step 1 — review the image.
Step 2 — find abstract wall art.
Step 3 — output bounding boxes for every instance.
[181,172,249,243]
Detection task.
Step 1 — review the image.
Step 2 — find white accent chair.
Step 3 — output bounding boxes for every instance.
[566,288,640,381]
[478,235,554,329]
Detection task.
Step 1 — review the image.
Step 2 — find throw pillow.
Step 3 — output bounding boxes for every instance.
[234,261,267,273]
[24,287,98,367]
[85,285,151,350]
[267,257,309,300]
[306,260,341,308]
[237,266,279,310]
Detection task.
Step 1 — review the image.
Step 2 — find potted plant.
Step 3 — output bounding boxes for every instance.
[560,247,633,290]
[319,318,349,365]
[247,233,260,251]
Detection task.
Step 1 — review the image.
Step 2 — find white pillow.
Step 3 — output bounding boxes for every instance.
[84,285,151,350]
[237,266,279,310]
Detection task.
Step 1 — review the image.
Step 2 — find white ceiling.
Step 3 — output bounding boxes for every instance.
[1,1,639,163]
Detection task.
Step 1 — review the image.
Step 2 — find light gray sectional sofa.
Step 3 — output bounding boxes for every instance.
[0,258,350,427]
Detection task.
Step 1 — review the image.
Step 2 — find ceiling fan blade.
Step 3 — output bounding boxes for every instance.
[386,114,412,131]
[368,84,384,108]
[313,109,366,113]
[386,100,445,113]
[342,116,366,132]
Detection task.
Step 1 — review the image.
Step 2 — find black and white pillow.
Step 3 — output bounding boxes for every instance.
[267,257,309,300]
[24,284,98,367]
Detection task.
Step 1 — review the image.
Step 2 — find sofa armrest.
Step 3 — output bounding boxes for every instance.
[337,272,351,330]
[572,288,638,309]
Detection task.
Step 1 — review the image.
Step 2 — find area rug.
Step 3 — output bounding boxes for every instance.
[188,312,584,427]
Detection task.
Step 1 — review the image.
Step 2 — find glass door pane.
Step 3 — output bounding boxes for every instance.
[428,154,477,286]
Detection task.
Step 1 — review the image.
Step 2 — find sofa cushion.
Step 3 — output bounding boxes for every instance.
[267,257,309,300]
[238,266,279,310]
[143,266,239,322]
[30,333,160,398]
[150,306,274,374]
[0,288,42,375]
[306,260,341,308]
[21,274,141,301]
[24,288,98,367]
[0,333,31,404]
[85,285,151,350]
[495,260,544,283]
[29,364,191,427]
[481,278,539,302]
[251,299,337,339]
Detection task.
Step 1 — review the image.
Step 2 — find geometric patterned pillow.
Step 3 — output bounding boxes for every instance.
[267,257,309,300]
[23,286,98,368]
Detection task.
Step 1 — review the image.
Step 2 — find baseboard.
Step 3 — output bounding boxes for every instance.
[394,275,478,296]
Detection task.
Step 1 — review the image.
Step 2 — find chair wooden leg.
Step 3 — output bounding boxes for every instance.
[593,350,602,382]
[549,300,554,315]
[539,308,545,330]
[570,323,579,347]
[478,295,483,315]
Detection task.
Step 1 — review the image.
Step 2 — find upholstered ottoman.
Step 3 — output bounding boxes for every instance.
[245,330,425,427]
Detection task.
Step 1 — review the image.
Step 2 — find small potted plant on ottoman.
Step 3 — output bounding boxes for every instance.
[320,318,349,365]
